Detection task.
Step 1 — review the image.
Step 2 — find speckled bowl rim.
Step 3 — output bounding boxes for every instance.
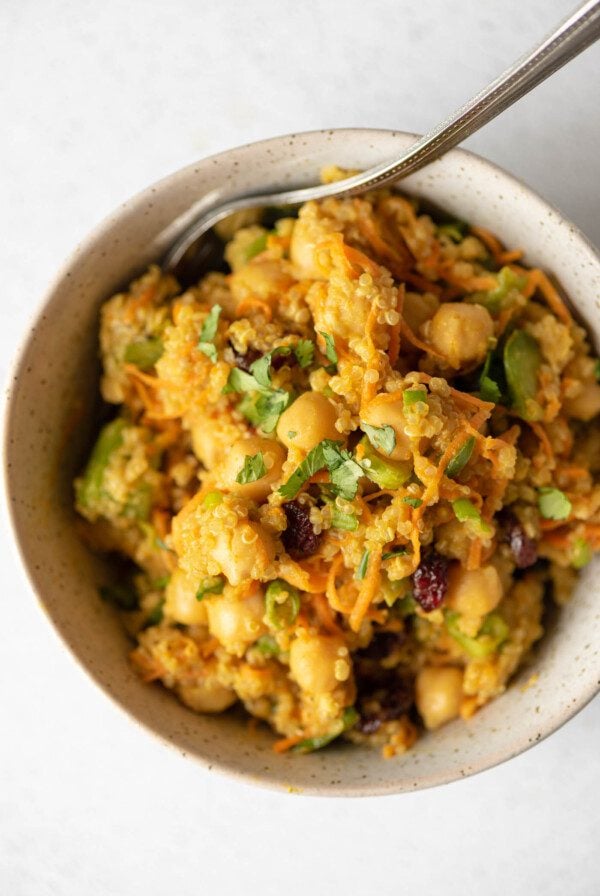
[3,127,599,797]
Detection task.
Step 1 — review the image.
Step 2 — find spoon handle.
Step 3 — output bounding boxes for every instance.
[163,0,600,270]
[352,0,600,190]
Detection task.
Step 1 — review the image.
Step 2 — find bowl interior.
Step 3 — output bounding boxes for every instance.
[5,128,600,796]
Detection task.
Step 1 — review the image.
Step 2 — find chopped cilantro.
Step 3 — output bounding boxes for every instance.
[278,439,363,501]
[222,366,260,395]
[236,452,267,484]
[361,422,396,456]
[294,339,315,369]
[238,389,291,434]
[402,496,422,508]
[250,346,292,387]
[538,487,572,521]
[318,331,338,370]
[197,304,222,362]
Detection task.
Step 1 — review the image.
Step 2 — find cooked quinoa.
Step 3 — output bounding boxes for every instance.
[75,168,600,756]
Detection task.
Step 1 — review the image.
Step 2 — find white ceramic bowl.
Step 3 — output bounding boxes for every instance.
[4,129,600,796]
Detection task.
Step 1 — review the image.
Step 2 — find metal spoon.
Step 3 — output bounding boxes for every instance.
[164,0,600,278]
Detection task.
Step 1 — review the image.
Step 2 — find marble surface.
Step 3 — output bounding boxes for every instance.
[1,1,598,893]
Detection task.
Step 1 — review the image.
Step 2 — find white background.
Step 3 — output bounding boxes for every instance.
[2,1,599,894]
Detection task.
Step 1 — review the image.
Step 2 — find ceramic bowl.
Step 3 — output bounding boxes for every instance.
[4,129,600,796]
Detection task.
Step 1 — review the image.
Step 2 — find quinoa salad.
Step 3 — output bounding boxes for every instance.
[75,167,600,757]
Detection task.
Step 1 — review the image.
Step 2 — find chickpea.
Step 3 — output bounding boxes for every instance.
[277,392,339,452]
[361,397,412,461]
[212,520,276,586]
[206,586,267,656]
[446,564,503,619]
[416,666,464,730]
[428,303,494,368]
[289,634,346,694]
[214,436,286,501]
[164,567,208,626]
[177,680,237,713]
[229,259,294,306]
[403,291,439,335]
[564,382,600,422]
[190,416,247,470]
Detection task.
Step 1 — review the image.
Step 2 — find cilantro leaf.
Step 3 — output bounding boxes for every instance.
[538,487,572,521]
[197,304,222,362]
[278,439,364,501]
[278,442,330,499]
[235,452,267,484]
[318,331,338,370]
[222,367,261,394]
[238,389,291,433]
[402,496,422,508]
[250,346,292,388]
[361,422,396,456]
[198,343,217,362]
[294,339,315,369]
[479,376,501,403]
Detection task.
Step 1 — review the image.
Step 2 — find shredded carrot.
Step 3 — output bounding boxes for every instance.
[343,242,383,278]
[200,637,220,659]
[356,211,411,279]
[326,554,351,614]
[466,538,483,571]
[235,298,273,320]
[497,248,524,265]
[400,320,446,360]
[125,285,156,324]
[130,648,162,683]
[529,421,553,460]
[312,593,343,635]
[515,266,571,325]
[441,270,498,292]
[273,735,304,754]
[542,530,573,549]
[349,548,382,632]
[151,508,170,540]
[470,225,504,258]
[388,320,401,366]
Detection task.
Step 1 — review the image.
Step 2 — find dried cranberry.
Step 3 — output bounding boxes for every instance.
[413,551,449,612]
[358,716,382,735]
[281,500,322,559]
[499,511,538,569]
[379,679,414,721]
[355,631,405,661]
[229,343,260,373]
[271,351,297,371]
